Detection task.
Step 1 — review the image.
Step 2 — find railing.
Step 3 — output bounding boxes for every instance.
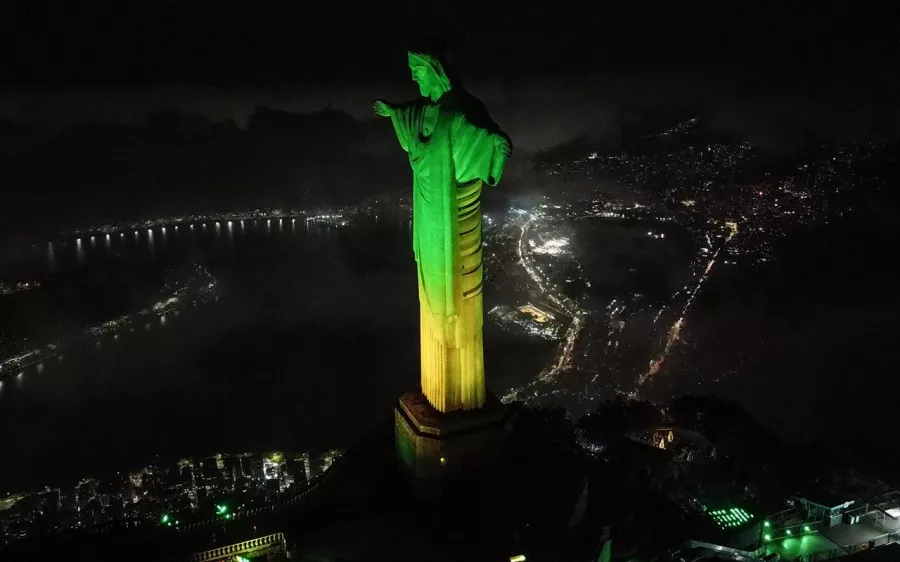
[813,530,900,561]
[191,532,285,562]
[676,539,767,561]
[769,530,900,561]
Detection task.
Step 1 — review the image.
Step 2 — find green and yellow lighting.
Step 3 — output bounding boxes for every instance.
[708,507,754,528]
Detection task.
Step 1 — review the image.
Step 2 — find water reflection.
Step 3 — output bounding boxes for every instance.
[279,218,283,232]
[105,233,111,250]
[75,238,85,263]
[48,242,55,269]
[266,219,271,234]
[227,221,234,241]
[147,228,154,252]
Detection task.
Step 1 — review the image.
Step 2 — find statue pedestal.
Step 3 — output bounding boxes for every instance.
[394,390,509,500]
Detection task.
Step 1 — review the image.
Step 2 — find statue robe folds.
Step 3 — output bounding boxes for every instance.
[390,94,509,413]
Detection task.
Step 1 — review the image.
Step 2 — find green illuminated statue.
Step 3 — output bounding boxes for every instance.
[375,46,511,413]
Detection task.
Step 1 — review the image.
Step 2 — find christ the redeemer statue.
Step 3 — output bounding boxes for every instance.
[374,45,511,413]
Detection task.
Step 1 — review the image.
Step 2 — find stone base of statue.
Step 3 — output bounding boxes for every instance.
[394,390,509,500]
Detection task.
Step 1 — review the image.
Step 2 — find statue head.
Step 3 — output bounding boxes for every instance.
[408,50,452,102]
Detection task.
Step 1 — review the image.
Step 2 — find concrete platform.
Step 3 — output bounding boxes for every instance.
[394,390,509,499]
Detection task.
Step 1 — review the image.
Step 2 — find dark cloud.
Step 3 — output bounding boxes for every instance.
[1,61,898,241]
[6,66,896,155]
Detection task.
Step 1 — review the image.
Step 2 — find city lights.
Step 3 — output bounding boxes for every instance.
[0,105,895,557]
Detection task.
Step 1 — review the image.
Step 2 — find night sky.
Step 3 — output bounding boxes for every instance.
[3,2,899,230]
[4,2,898,86]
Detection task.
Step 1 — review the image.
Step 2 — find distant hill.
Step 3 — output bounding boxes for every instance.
[0,107,408,239]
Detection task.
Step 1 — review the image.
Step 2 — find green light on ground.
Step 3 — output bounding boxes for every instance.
[764,534,772,541]
[709,507,755,528]
[764,521,771,527]
[786,529,792,535]
[216,504,228,515]
[804,525,811,532]
[161,514,169,524]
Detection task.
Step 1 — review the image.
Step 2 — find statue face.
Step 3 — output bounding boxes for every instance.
[409,58,441,99]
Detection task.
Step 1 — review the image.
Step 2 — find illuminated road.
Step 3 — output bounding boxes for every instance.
[0,263,218,383]
[498,204,740,404]
[502,214,588,402]
[637,222,738,388]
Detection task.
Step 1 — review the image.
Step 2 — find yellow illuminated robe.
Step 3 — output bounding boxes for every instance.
[390,93,509,412]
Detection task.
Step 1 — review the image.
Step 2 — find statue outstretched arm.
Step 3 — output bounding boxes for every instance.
[372,99,393,118]
[452,111,511,186]
[379,101,419,153]
[490,133,512,186]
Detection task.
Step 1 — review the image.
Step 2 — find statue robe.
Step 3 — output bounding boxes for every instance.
[390,92,510,412]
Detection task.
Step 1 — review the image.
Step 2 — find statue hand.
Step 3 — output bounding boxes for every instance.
[496,136,512,157]
[373,100,393,118]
